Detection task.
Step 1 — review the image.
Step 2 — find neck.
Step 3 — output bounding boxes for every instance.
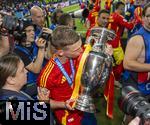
[115,10,120,14]
[57,56,69,64]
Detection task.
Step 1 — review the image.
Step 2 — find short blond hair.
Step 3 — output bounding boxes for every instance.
[51,25,80,49]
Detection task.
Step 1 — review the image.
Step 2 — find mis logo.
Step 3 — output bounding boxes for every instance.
[0,100,50,124]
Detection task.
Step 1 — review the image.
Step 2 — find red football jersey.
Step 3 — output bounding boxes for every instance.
[87,0,100,27]
[108,12,134,48]
[38,58,83,125]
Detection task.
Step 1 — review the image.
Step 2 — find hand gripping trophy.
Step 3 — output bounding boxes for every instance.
[75,27,116,113]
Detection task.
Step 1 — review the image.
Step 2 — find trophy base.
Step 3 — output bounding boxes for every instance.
[75,94,95,113]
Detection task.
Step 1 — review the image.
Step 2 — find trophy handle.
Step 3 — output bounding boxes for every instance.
[99,54,113,86]
[86,36,97,46]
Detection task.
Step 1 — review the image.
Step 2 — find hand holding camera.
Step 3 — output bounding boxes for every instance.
[38,28,52,42]
[36,38,46,49]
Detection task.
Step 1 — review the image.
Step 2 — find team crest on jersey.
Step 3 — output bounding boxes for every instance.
[61,76,66,84]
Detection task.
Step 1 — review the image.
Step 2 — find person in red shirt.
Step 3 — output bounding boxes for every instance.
[125,0,145,37]
[107,1,134,81]
[37,26,97,125]
[105,0,113,11]
[86,9,110,38]
[85,0,101,29]
[85,9,115,119]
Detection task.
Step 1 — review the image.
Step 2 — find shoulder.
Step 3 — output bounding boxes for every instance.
[127,35,144,48]
[110,13,122,21]
[42,58,56,72]
[14,46,32,66]
[115,13,124,20]
[14,46,27,55]
[129,35,144,42]
[38,58,57,87]
[0,89,30,100]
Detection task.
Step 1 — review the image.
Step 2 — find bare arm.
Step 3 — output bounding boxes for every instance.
[123,35,150,72]
[50,99,75,110]
[26,38,46,73]
[38,87,75,110]
[50,99,66,109]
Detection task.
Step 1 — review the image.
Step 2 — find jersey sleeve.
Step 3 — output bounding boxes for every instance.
[116,14,134,30]
[37,59,55,89]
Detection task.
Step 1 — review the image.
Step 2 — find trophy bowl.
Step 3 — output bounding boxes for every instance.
[75,51,107,113]
[87,27,116,52]
[75,28,115,113]
[90,27,116,42]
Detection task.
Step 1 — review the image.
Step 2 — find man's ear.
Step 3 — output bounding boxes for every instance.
[6,76,15,85]
[56,49,64,56]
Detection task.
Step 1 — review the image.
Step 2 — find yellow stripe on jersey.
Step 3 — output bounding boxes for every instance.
[40,61,54,87]
[61,76,66,84]
[40,62,52,87]
[42,63,54,87]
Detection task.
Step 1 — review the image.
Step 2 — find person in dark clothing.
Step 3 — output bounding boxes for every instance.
[58,13,76,30]
[49,8,63,30]
[0,54,54,125]
[0,54,31,100]
[13,20,46,97]
[122,3,150,125]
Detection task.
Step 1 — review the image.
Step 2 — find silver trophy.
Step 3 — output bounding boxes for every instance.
[75,27,116,113]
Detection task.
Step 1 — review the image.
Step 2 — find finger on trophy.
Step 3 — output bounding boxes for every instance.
[65,99,76,110]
